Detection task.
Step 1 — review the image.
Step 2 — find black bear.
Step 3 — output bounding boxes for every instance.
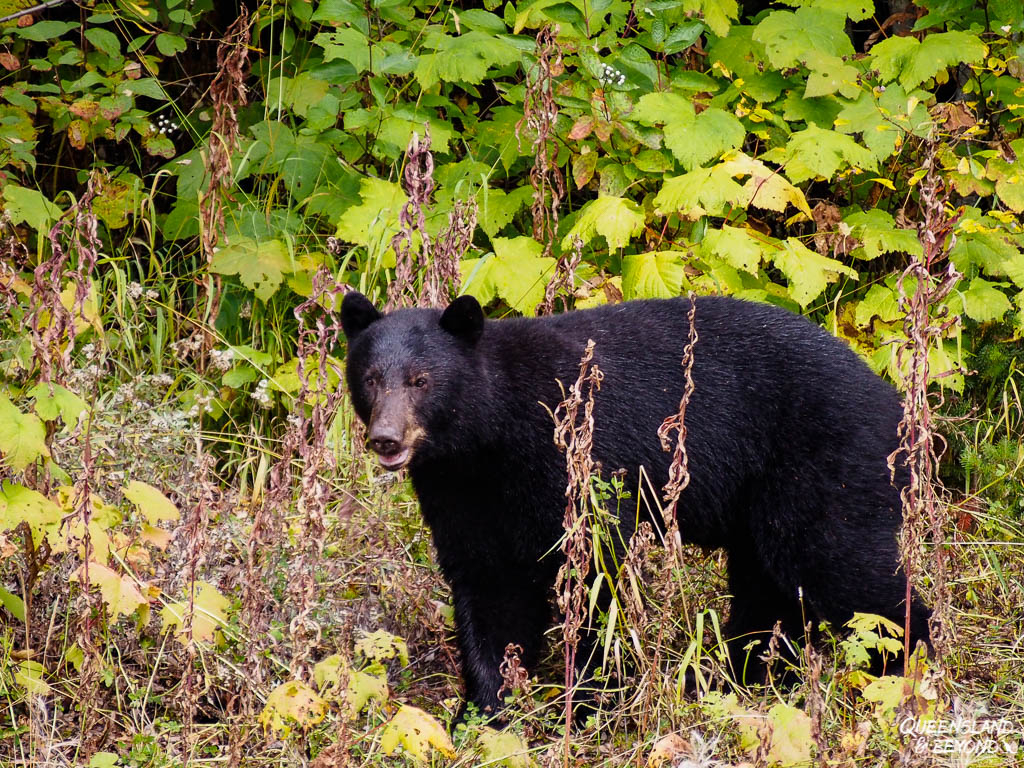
[341,292,930,716]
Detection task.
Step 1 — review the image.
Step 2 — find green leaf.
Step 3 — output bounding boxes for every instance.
[124,480,180,525]
[0,586,26,622]
[478,186,532,237]
[785,0,875,21]
[701,225,764,274]
[771,238,858,307]
[489,237,556,315]
[84,28,122,58]
[260,680,328,735]
[985,139,1024,214]
[753,7,853,70]
[843,210,922,259]
[633,94,744,170]
[160,582,230,645]
[155,33,187,56]
[477,728,534,767]
[621,251,685,299]
[354,629,409,666]
[88,753,120,768]
[834,84,933,161]
[870,31,987,91]
[414,30,520,90]
[2,184,62,233]
[14,21,79,41]
[314,28,373,73]
[717,152,813,216]
[29,383,88,427]
[765,125,876,184]
[75,561,148,620]
[209,237,295,302]
[0,394,49,471]
[563,196,645,251]
[950,232,1024,288]
[15,660,50,695]
[654,165,746,219]
[334,177,407,252]
[854,284,901,327]
[958,278,1012,323]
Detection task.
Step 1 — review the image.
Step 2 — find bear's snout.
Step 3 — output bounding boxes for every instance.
[367,399,417,470]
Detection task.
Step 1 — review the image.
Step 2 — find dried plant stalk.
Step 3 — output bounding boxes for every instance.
[388,127,435,310]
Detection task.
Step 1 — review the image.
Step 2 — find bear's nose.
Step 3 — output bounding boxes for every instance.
[369,432,403,456]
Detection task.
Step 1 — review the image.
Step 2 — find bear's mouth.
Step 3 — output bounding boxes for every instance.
[376,446,411,471]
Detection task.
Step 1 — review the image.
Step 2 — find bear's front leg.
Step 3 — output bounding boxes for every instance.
[448,573,552,719]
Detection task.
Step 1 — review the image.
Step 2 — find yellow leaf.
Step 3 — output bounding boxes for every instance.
[259,679,328,735]
[478,728,534,767]
[354,629,409,666]
[380,705,455,762]
[647,733,692,767]
[718,151,813,217]
[139,523,172,550]
[0,395,50,471]
[124,480,180,524]
[313,654,389,718]
[59,280,104,338]
[74,562,147,620]
[160,581,230,645]
[0,481,62,548]
[15,660,50,695]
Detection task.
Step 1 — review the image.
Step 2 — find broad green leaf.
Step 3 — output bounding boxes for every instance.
[843,210,922,259]
[92,172,142,230]
[314,28,373,73]
[785,0,875,20]
[155,33,187,56]
[210,237,294,302]
[14,21,79,41]
[29,383,88,428]
[654,165,746,219]
[958,278,1012,323]
[633,94,744,170]
[701,225,764,274]
[414,30,520,90]
[84,28,122,58]
[75,561,148,620]
[15,660,50,695]
[355,629,409,665]
[88,753,119,768]
[334,177,407,251]
[489,237,556,315]
[803,50,860,99]
[478,186,533,237]
[699,0,739,37]
[0,482,63,548]
[161,581,230,645]
[870,31,987,91]
[0,586,26,622]
[2,184,62,233]
[771,238,858,307]
[477,728,534,767]
[950,232,1024,288]
[124,480,180,525]
[380,704,455,762]
[753,7,853,70]
[854,284,901,327]
[834,84,933,162]
[266,73,331,117]
[460,256,498,305]
[564,196,645,251]
[0,394,49,471]
[764,702,813,766]
[765,125,876,184]
[621,252,685,299]
[314,654,389,717]
[260,680,328,735]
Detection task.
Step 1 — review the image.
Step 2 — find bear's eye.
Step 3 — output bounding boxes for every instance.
[363,374,378,387]
[412,375,428,389]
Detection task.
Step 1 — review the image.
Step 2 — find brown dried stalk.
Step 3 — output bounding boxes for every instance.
[517,25,565,257]
[388,126,435,310]
[552,339,602,742]
[537,234,582,315]
[425,198,477,307]
[888,142,961,666]
[200,9,250,337]
[656,293,699,558]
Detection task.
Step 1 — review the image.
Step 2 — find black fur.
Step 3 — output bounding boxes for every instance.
[341,293,930,715]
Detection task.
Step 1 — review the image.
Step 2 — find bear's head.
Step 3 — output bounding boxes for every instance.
[341,292,485,470]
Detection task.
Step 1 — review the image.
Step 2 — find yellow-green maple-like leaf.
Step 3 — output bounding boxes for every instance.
[15,660,51,696]
[985,139,1024,214]
[414,30,520,90]
[621,252,686,299]
[2,184,62,233]
[380,704,455,762]
[487,236,556,314]
[753,7,853,69]
[633,94,744,171]
[477,728,534,767]
[843,210,922,260]
[870,31,986,92]
[834,84,933,162]
[0,394,49,471]
[259,679,328,735]
[654,165,746,219]
[766,125,877,184]
[313,654,389,717]
[29,383,88,428]
[764,703,813,767]
[955,277,1013,323]
[161,581,230,645]
[771,238,858,307]
[123,480,180,525]
[75,562,148,620]
[564,196,645,251]
[334,177,407,251]
[0,481,63,548]
[354,629,409,665]
[717,152,813,217]
[701,225,765,274]
[210,237,294,302]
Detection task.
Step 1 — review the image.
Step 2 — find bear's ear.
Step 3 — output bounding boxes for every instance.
[440,295,484,343]
[341,292,382,340]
